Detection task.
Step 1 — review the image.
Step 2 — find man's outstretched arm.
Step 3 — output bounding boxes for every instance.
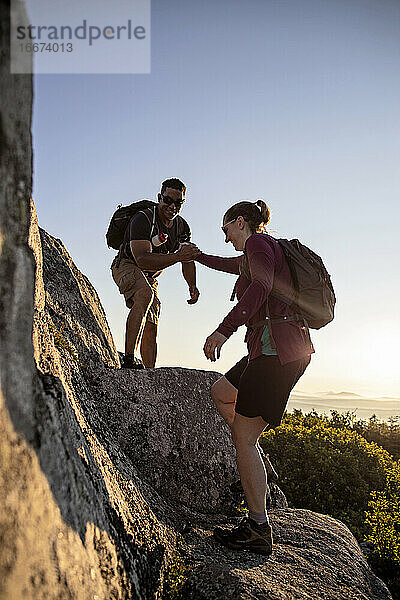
[131,240,200,270]
[182,261,200,304]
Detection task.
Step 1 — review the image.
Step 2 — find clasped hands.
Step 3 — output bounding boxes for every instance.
[176,242,201,263]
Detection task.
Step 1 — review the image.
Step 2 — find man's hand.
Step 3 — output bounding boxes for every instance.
[203,331,227,361]
[187,285,200,304]
[176,242,201,263]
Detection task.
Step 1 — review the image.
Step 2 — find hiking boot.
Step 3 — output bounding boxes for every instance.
[230,480,272,508]
[213,517,273,555]
[120,354,144,369]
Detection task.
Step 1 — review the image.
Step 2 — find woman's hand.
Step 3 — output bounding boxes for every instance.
[203,331,227,361]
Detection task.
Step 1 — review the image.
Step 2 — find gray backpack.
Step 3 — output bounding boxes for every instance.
[238,238,336,329]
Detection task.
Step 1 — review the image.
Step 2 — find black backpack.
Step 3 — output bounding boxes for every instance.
[238,237,336,329]
[106,200,157,250]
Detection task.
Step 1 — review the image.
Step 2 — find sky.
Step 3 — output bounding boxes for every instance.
[30,0,400,398]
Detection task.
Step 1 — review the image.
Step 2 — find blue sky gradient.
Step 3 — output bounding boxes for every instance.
[32,0,400,395]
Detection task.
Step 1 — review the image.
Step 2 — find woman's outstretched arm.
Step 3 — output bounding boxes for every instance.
[196,253,241,275]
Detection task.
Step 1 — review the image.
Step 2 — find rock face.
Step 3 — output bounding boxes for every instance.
[89,364,234,515]
[24,217,394,600]
[0,4,393,599]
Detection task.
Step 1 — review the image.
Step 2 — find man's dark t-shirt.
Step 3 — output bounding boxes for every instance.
[123,207,191,277]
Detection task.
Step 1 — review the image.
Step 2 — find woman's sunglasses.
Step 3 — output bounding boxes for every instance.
[221,217,237,235]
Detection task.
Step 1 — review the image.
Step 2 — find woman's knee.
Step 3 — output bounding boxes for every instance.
[231,416,265,448]
[211,381,221,405]
[232,430,258,449]
[211,377,237,405]
[231,425,247,446]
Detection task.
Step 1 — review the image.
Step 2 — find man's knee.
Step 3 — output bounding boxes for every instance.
[131,286,154,314]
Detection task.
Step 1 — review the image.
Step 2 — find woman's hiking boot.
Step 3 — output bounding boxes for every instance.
[213,517,273,555]
[121,354,144,369]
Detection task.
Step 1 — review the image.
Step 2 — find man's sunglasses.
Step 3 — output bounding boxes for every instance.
[161,194,185,210]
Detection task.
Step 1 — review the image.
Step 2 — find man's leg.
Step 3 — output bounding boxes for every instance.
[112,259,153,361]
[139,277,160,367]
[211,376,238,426]
[125,286,153,355]
[231,413,269,516]
[140,321,158,368]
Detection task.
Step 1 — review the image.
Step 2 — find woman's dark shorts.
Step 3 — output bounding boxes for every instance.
[224,354,311,428]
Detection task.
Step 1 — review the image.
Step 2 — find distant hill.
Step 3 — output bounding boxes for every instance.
[319,391,362,398]
[289,391,400,421]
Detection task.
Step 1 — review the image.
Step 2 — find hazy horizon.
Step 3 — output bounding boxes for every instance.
[288,389,400,421]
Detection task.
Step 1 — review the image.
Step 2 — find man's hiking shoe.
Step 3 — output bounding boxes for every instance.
[121,355,144,369]
[230,479,272,508]
[213,517,273,555]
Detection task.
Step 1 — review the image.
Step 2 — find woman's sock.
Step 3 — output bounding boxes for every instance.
[248,510,268,525]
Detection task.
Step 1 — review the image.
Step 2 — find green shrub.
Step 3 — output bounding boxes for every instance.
[259,410,400,597]
[365,465,400,597]
[352,415,400,461]
[260,411,394,538]
[285,409,400,461]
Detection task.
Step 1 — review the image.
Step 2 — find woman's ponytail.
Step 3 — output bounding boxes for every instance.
[255,199,271,227]
[224,199,271,233]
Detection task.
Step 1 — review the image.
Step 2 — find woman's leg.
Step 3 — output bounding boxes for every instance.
[231,413,269,516]
[211,376,238,426]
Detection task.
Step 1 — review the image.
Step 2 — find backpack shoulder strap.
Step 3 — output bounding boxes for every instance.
[230,255,249,301]
[240,254,251,278]
[175,215,190,242]
[137,206,157,239]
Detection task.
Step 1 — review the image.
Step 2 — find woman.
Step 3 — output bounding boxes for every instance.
[196,200,314,555]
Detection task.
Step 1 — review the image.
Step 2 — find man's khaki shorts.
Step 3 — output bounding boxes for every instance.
[111,257,161,325]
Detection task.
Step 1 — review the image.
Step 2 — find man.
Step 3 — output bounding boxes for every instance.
[111,178,200,369]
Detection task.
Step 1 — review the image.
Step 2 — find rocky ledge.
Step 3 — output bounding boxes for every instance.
[0,202,392,600]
